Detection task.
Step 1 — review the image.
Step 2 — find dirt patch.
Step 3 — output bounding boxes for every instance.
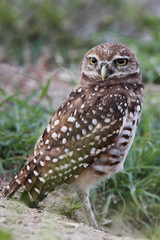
[0,182,147,240]
[0,60,75,108]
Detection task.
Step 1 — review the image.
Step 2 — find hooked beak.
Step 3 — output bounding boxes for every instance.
[100,63,113,81]
[101,64,109,81]
[101,65,107,81]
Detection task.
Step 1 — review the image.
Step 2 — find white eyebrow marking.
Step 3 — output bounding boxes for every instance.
[112,55,130,61]
[87,54,100,60]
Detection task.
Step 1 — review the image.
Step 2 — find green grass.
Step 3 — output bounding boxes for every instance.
[0,87,52,178]
[0,229,13,240]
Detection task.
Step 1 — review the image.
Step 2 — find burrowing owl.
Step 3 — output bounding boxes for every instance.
[3,43,143,228]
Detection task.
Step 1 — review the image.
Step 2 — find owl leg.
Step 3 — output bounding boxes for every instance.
[78,191,98,229]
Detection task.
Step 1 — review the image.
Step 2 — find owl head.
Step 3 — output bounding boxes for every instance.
[80,42,141,85]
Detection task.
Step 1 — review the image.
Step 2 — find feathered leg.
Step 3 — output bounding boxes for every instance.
[78,191,98,229]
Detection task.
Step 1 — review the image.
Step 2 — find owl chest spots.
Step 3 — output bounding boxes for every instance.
[32,88,141,190]
[91,97,141,177]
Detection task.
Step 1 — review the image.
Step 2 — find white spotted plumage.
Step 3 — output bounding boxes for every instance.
[3,42,143,230]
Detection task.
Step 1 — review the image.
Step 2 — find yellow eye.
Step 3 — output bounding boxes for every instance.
[89,57,98,65]
[115,58,128,66]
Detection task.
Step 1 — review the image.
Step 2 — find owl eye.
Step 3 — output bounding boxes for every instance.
[115,58,128,66]
[89,57,98,65]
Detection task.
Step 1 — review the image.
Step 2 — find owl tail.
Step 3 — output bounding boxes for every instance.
[2,156,39,201]
[3,154,54,207]
[2,177,22,198]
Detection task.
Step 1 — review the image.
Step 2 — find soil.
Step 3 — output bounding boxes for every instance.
[0,181,147,240]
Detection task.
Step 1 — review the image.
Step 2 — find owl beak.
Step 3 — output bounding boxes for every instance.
[101,64,108,81]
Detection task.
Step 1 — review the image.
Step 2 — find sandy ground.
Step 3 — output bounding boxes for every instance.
[0,184,148,240]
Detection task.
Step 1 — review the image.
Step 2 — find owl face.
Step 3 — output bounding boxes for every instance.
[81,42,141,83]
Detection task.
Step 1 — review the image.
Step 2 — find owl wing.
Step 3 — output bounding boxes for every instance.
[3,86,127,203]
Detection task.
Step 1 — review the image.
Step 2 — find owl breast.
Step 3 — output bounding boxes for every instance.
[73,84,142,193]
